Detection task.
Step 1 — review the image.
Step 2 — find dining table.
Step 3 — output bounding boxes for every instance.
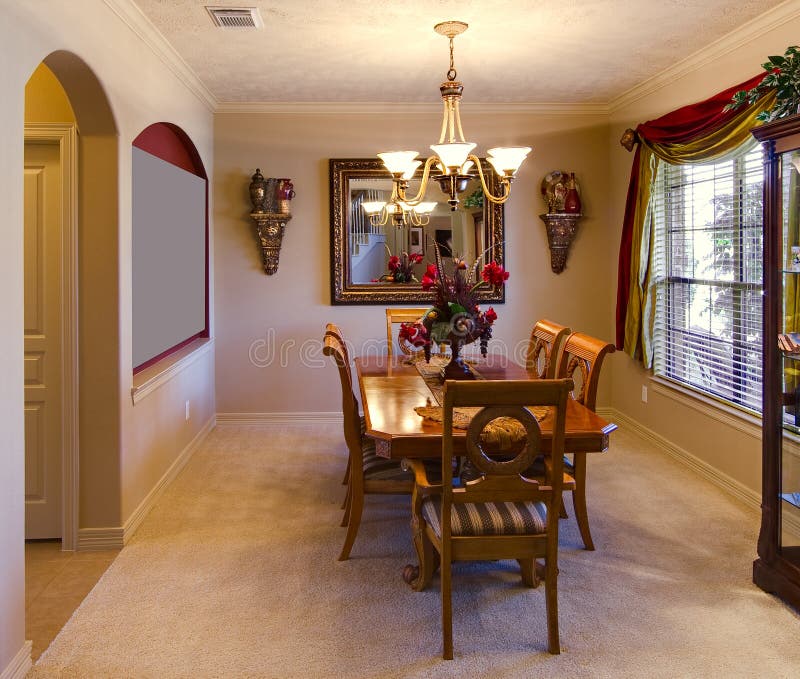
[355,353,618,588]
[356,354,617,459]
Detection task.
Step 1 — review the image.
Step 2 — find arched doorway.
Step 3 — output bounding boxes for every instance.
[23,51,120,551]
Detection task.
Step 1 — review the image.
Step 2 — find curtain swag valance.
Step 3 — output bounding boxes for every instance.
[615,73,776,366]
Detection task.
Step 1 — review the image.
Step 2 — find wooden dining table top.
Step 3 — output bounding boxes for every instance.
[355,354,618,459]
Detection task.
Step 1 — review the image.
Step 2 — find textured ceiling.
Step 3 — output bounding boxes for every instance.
[132,0,785,103]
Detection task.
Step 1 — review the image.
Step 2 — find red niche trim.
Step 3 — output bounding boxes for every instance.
[132,122,206,178]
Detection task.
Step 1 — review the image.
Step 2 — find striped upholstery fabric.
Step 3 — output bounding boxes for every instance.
[361,436,413,481]
[421,496,547,537]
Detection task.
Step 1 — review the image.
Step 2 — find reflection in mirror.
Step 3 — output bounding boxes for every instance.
[330,158,505,305]
[349,176,485,283]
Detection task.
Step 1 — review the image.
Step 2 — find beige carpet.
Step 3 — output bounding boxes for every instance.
[31,423,800,678]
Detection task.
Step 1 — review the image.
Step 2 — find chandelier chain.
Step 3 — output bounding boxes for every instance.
[447,36,457,81]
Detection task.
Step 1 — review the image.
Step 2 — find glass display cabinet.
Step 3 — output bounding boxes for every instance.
[753,115,800,609]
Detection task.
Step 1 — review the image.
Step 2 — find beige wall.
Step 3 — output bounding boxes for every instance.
[213,111,615,414]
[0,2,215,672]
[607,13,800,497]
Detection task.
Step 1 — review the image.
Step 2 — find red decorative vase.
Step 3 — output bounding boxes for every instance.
[564,172,581,214]
[276,178,295,200]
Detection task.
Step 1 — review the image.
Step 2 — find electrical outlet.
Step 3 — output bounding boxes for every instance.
[641,385,648,403]
[185,400,191,421]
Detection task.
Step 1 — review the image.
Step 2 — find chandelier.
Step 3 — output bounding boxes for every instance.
[369,20,531,229]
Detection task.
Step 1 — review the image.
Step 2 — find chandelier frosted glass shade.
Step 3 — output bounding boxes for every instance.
[430,142,477,172]
[361,201,387,215]
[487,146,532,175]
[378,151,420,176]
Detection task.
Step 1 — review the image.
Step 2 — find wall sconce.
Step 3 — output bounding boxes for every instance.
[249,169,294,275]
[539,170,583,274]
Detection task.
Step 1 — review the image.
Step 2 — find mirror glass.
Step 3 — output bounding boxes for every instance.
[329,158,505,305]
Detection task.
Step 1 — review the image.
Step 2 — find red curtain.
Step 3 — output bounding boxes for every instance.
[615,72,767,349]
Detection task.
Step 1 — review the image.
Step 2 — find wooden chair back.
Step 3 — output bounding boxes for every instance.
[441,379,572,515]
[385,307,431,358]
[526,320,571,379]
[555,332,616,411]
[323,324,360,455]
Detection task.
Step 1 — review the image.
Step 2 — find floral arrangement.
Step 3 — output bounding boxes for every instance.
[398,244,507,363]
[725,46,800,122]
[374,248,423,283]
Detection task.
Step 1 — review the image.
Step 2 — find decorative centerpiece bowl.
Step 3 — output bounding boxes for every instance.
[399,244,506,380]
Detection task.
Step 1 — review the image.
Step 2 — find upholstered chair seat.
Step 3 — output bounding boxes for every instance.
[421,497,548,537]
[361,437,414,482]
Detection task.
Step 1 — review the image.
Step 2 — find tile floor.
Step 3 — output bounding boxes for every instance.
[25,540,119,661]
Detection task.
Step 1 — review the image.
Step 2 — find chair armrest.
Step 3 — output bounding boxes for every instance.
[403,459,443,494]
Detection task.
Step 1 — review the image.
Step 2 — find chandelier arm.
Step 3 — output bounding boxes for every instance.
[448,103,456,143]
[396,155,439,206]
[369,209,390,228]
[439,104,449,144]
[468,154,511,204]
[454,101,466,143]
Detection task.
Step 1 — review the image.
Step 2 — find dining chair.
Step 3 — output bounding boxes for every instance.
[386,307,438,358]
[526,319,571,378]
[406,378,572,659]
[554,332,615,550]
[323,324,415,560]
[324,324,355,491]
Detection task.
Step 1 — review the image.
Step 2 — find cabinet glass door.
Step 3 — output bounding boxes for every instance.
[781,148,800,561]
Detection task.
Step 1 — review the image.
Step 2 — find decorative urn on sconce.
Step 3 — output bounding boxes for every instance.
[248,168,294,275]
[539,170,583,273]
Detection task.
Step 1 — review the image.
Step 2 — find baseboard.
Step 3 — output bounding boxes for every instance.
[77,526,125,551]
[0,641,31,679]
[77,415,215,551]
[122,415,216,542]
[216,411,343,425]
[606,407,761,513]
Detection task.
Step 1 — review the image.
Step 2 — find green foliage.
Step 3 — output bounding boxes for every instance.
[464,189,484,209]
[724,46,800,122]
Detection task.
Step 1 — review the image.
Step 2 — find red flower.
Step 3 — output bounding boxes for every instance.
[484,307,497,324]
[409,252,424,264]
[398,321,430,347]
[421,264,438,290]
[481,261,510,286]
[388,255,400,272]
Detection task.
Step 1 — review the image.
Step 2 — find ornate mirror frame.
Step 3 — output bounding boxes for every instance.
[329,158,506,305]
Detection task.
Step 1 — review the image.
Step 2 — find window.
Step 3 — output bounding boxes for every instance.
[652,144,764,412]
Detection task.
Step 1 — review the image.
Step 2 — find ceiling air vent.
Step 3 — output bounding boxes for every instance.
[206,7,263,29]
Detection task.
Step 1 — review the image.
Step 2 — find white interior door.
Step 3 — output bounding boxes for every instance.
[24,140,63,539]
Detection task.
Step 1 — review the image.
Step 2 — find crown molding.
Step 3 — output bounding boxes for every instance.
[609,0,800,114]
[214,101,610,116]
[103,0,218,113]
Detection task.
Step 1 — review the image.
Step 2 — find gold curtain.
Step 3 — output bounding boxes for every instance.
[623,91,776,367]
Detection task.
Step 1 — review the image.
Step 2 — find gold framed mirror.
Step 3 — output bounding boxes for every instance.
[329,158,505,305]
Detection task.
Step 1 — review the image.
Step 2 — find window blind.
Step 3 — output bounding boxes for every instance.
[652,145,764,412]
